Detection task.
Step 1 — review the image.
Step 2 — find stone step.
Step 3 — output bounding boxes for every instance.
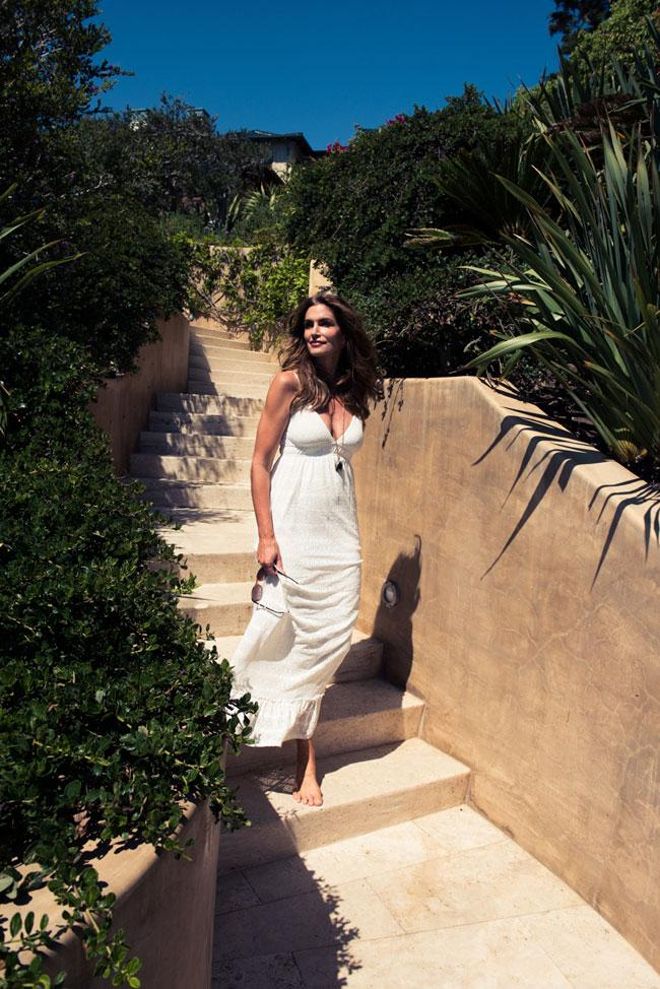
[139,432,257,458]
[130,453,251,484]
[190,338,277,360]
[227,679,424,777]
[189,364,273,383]
[158,508,257,583]
[190,319,251,340]
[189,349,277,373]
[218,739,470,873]
[187,380,270,400]
[156,393,264,415]
[137,478,252,511]
[148,411,260,436]
[190,322,278,358]
[210,628,383,682]
[179,580,254,634]
[190,330,251,351]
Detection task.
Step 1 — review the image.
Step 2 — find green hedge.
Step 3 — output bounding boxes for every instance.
[0,328,255,986]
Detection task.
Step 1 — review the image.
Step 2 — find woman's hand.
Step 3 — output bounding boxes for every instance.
[257,535,283,574]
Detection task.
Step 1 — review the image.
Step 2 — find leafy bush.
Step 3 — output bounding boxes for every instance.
[3,192,191,374]
[0,327,255,985]
[283,89,522,294]
[570,0,660,66]
[280,87,528,369]
[176,238,309,350]
[69,99,271,232]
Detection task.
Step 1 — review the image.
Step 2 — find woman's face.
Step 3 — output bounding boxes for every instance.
[302,304,346,360]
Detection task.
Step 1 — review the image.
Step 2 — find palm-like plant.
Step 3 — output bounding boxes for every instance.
[460,120,659,465]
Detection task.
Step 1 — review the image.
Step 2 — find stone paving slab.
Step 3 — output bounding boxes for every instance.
[213,806,660,988]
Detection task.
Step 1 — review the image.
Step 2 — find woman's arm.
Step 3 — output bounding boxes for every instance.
[250,369,300,572]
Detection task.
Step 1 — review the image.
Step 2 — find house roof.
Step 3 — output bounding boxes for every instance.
[241,131,320,157]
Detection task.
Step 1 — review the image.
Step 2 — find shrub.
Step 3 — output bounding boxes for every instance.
[4,192,190,374]
[177,237,309,350]
[0,328,255,984]
[283,89,522,296]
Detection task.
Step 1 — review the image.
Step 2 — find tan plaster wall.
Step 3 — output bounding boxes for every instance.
[6,803,220,987]
[353,376,660,969]
[90,314,189,473]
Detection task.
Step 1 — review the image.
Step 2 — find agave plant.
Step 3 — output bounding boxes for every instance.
[459,120,659,466]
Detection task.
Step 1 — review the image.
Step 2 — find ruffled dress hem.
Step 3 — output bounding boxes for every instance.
[232,688,323,747]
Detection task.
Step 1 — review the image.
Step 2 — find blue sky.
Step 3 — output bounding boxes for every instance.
[98,0,561,149]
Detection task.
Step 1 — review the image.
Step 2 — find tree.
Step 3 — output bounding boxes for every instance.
[549,0,612,52]
[0,0,119,187]
[72,97,271,230]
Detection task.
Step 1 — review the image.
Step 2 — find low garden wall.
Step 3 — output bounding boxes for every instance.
[353,376,659,970]
[11,803,219,987]
[90,313,190,473]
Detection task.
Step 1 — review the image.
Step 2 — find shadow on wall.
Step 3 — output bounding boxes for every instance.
[370,535,422,690]
[475,389,660,586]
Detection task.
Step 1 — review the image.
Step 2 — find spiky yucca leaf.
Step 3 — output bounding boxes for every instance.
[460,120,659,464]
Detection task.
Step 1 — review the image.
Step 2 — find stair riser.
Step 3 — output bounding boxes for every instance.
[190,338,273,359]
[148,412,259,436]
[187,381,269,399]
[228,704,424,777]
[140,433,256,457]
[218,773,469,873]
[331,639,383,682]
[180,553,255,584]
[156,393,264,415]
[189,362,272,379]
[139,485,253,510]
[189,369,272,390]
[189,350,277,372]
[180,600,253,635]
[190,333,251,352]
[130,454,250,484]
[190,320,250,339]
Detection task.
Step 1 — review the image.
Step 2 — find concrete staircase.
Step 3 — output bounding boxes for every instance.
[132,319,469,835]
[131,321,660,987]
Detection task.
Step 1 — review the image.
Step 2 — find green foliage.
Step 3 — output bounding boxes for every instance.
[346,250,520,378]
[549,0,612,53]
[281,87,527,371]
[284,88,514,295]
[0,327,256,984]
[70,98,271,231]
[176,238,309,350]
[460,118,659,469]
[0,0,120,182]
[225,243,310,350]
[570,0,659,66]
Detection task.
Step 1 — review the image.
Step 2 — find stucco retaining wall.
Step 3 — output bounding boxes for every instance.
[353,376,660,970]
[5,803,219,987]
[90,313,189,473]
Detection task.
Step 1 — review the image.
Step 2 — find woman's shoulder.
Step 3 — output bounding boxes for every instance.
[270,368,301,393]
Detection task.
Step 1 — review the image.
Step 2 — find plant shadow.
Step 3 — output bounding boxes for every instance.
[474,395,660,586]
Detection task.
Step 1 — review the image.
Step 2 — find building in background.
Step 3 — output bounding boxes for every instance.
[240,131,323,180]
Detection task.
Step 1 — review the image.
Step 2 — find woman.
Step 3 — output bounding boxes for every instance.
[229,293,381,807]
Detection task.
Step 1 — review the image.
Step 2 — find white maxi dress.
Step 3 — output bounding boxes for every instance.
[229,406,364,746]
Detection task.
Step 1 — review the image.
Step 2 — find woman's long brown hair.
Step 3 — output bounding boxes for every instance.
[277,294,382,422]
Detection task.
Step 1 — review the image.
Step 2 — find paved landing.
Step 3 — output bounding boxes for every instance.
[213,805,660,988]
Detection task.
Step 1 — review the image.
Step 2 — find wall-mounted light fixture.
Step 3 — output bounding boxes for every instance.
[381,579,400,608]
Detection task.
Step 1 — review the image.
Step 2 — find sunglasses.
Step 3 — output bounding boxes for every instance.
[251,565,300,616]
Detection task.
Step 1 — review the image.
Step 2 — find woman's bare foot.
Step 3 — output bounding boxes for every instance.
[293,739,323,807]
